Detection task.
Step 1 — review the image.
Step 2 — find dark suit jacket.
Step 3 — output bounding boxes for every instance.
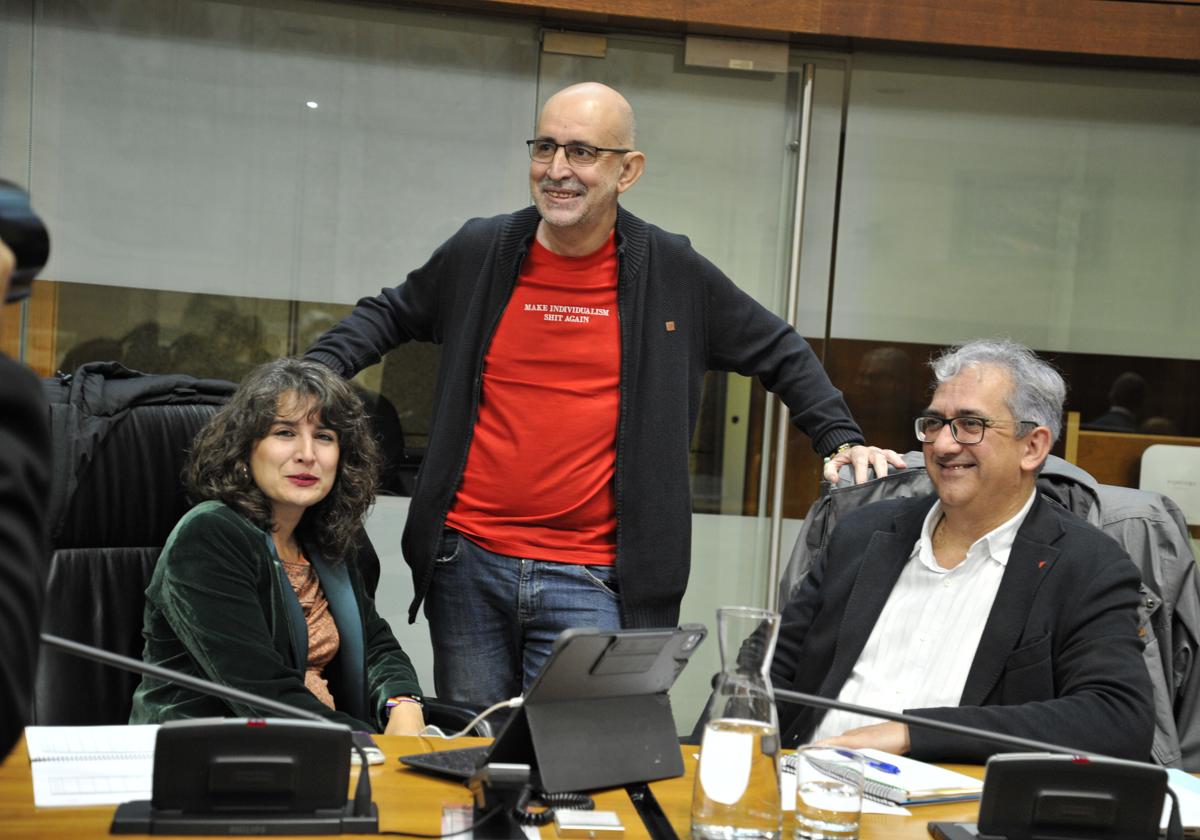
[0,356,50,756]
[771,494,1155,763]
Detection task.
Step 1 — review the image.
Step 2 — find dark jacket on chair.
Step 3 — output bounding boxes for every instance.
[772,494,1154,764]
[130,501,421,732]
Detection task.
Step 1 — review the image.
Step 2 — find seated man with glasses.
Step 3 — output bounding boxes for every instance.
[307,81,904,707]
[772,338,1154,762]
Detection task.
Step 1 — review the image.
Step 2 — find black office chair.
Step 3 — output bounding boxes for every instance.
[34,362,486,735]
[35,363,232,724]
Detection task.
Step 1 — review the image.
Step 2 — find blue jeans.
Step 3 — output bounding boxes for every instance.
[422,531,622,706]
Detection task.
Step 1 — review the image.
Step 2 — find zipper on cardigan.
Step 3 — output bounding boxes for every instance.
[612,230,629,626]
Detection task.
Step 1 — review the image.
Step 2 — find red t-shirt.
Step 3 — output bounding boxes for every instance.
[444,233,621,565]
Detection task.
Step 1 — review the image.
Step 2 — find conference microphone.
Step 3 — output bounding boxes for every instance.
[38,632,377,834]
[773,686,1183,840]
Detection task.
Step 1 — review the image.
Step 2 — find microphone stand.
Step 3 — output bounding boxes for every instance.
[42,633,328,723]
[774,686,1085,756]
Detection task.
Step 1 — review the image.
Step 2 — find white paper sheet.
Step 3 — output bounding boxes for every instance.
[25,725,159,807]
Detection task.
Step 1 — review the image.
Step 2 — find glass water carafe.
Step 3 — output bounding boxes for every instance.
[691,606,783,840]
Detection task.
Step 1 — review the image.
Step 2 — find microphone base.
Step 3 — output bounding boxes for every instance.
[927,822,1006,840]
[111,799,380,835]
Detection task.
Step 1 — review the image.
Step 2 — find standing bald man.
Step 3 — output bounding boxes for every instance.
[308,83,902,704]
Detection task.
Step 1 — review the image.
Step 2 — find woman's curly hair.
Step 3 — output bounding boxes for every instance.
[185,357,380,563]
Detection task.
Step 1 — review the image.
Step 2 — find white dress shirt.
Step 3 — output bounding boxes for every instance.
[810,488,1037,741]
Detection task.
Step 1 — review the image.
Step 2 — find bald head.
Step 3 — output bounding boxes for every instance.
[529,82,646,256]
[538,83,636,148]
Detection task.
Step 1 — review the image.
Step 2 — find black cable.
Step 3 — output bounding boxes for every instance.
[511,790,594,827]
[349,740,373,818]
[625,782,677,840]
[1166,785,1183,840]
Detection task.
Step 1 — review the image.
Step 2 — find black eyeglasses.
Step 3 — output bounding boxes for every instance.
[914,415,1039,445]
[526,139,632,167]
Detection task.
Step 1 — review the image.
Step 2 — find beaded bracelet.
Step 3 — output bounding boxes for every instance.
[385,695,422,709]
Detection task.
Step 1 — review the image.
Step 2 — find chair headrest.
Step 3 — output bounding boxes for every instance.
[45,365,235,548]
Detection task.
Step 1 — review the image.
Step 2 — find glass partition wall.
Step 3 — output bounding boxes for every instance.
[832,54,1200,417]
[5,0,1198,730]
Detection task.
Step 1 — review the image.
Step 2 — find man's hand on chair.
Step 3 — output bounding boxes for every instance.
[823,445,906,485]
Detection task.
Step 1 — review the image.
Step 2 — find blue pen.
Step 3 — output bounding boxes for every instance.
[835,748,900,774]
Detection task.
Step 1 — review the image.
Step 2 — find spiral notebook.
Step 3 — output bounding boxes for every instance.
[786,747,982,806]
[25,724,158,807]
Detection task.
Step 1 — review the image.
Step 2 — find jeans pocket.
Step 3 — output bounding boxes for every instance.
[580,565,620,599]
[435,531,463,565]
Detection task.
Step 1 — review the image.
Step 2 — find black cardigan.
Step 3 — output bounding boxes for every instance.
[307,205,863,628]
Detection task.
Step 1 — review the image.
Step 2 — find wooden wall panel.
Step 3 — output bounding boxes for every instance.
[24,280,58,377]
[0,280,57,376]
[0,302,19,359]
[817,1,1200,63]
[447,0,1200,64]
[685,0,817,35]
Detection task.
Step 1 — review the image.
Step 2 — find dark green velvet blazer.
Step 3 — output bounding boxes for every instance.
[129,501,421,731]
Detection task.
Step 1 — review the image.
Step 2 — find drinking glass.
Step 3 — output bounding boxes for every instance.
[792,746,863,840]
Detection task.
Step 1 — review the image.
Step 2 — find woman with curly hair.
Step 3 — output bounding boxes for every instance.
[130,358,424,734]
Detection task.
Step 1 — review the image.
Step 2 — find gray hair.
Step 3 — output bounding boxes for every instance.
[929,338,1067,444]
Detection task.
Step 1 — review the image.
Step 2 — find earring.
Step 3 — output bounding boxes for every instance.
[239,463,250,482]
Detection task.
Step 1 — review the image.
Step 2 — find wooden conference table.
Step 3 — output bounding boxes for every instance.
[0,734,985,839]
